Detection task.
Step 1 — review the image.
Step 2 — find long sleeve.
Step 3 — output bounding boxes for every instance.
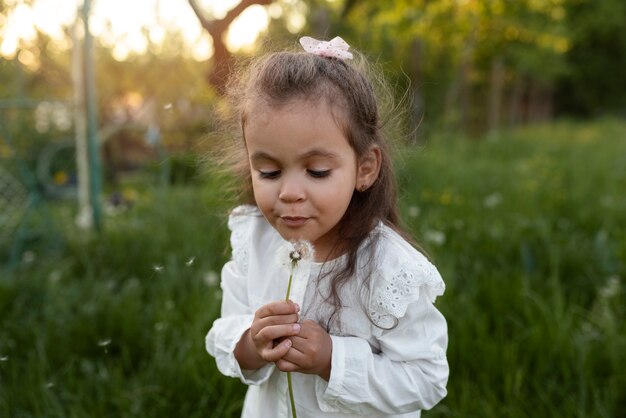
[314,292,448,415]
[205,207,275,385]
[313,227,448,415]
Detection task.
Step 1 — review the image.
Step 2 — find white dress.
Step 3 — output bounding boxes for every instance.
[206,205,448,418]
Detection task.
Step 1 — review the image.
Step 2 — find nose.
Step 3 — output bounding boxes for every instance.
[278,174,305,203]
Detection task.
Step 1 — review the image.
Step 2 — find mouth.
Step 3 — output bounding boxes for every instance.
[280,216,309,228]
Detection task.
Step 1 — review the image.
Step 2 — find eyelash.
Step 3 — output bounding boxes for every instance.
[259,170,280,179]
[257,170,331,179]
[308,169,330,178]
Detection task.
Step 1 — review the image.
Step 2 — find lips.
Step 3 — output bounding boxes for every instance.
[280,216,309,227]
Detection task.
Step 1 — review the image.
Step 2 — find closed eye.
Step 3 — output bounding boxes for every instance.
[308,169,331,178]
[259,170,281,179]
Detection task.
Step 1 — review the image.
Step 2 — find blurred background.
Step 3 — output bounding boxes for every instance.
[1,0,625,417]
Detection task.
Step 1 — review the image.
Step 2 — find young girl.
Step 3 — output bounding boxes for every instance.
[206,36,448,417]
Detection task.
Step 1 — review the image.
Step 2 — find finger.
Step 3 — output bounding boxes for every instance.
[260,338,293,363]
[251,314,299,336]
[289,336,310,351]
[256,313,300,328]
[256,301,300,319]
[275,358,300,373]
[281,342,308,364]
[254,323,301,344]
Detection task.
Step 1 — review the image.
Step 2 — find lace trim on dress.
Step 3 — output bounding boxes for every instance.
[228,205,257,276]
[369,258,445,328]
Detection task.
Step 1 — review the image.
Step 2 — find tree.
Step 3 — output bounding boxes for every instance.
[188,0,273,94]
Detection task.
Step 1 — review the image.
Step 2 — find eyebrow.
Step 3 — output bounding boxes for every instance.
[250,148,339,162]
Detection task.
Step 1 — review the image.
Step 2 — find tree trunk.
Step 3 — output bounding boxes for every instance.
[508,72,525,127]
[444,31,475,132]
[487,57,505,134]
[188,0,273,94]
[408,38,424,143]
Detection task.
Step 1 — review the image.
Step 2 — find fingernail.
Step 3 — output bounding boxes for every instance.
[284,339,292,348]
[294,303,300,312]
[293,324,301,333]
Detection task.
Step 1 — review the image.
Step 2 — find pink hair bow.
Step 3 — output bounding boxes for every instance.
[299,36,353,60]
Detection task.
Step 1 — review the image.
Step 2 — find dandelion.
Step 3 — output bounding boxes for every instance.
[408,206,420,218]
[185,257,195,267]
[48,270,62,283]
[203,271,219,287]
[483,192,502,208]
[153,264,164,273]
[424,230,446,246]
[277,240,314,418]
[22,250,36,264]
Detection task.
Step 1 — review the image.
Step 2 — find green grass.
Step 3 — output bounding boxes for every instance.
[1,118,625,417]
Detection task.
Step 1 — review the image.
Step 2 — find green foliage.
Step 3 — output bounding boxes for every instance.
[557,0,626,115]
[1,120,625,417]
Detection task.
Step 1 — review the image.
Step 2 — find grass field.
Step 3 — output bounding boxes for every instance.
[1,119,625,417]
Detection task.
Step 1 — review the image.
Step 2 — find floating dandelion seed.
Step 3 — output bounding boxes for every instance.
[97,339,112,347]
[153,264,164,273]
[163,103,173,110]
[186,257,195,266]
[46,382,55,389]
[0,355,8,361]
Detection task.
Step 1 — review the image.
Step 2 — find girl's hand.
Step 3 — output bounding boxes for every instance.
[275,320,333,381]
[235,300,301,370]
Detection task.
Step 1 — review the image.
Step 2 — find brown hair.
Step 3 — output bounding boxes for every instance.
[216,44,414,330]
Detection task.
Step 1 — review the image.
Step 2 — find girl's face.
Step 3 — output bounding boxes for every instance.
[244,99,364,262]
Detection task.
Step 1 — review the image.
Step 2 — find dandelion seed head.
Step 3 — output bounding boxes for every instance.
[277,240,315,270]
[289,250,302,262]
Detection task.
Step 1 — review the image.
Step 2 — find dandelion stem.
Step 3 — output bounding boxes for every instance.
[287,371,297,418]
[285,261,296,301]
[285,260,298,418]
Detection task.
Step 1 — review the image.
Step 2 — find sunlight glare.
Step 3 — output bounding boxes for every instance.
[226,5,269,52]
[0,0,270,61]
[192,33,214,61]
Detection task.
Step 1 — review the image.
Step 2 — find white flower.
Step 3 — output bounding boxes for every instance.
[424,230,446,246]
[483,192,502,208]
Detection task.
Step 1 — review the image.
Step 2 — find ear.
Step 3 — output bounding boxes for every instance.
[356,145,382,191]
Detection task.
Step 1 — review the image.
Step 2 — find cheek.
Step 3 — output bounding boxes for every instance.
[251,180,274,211]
